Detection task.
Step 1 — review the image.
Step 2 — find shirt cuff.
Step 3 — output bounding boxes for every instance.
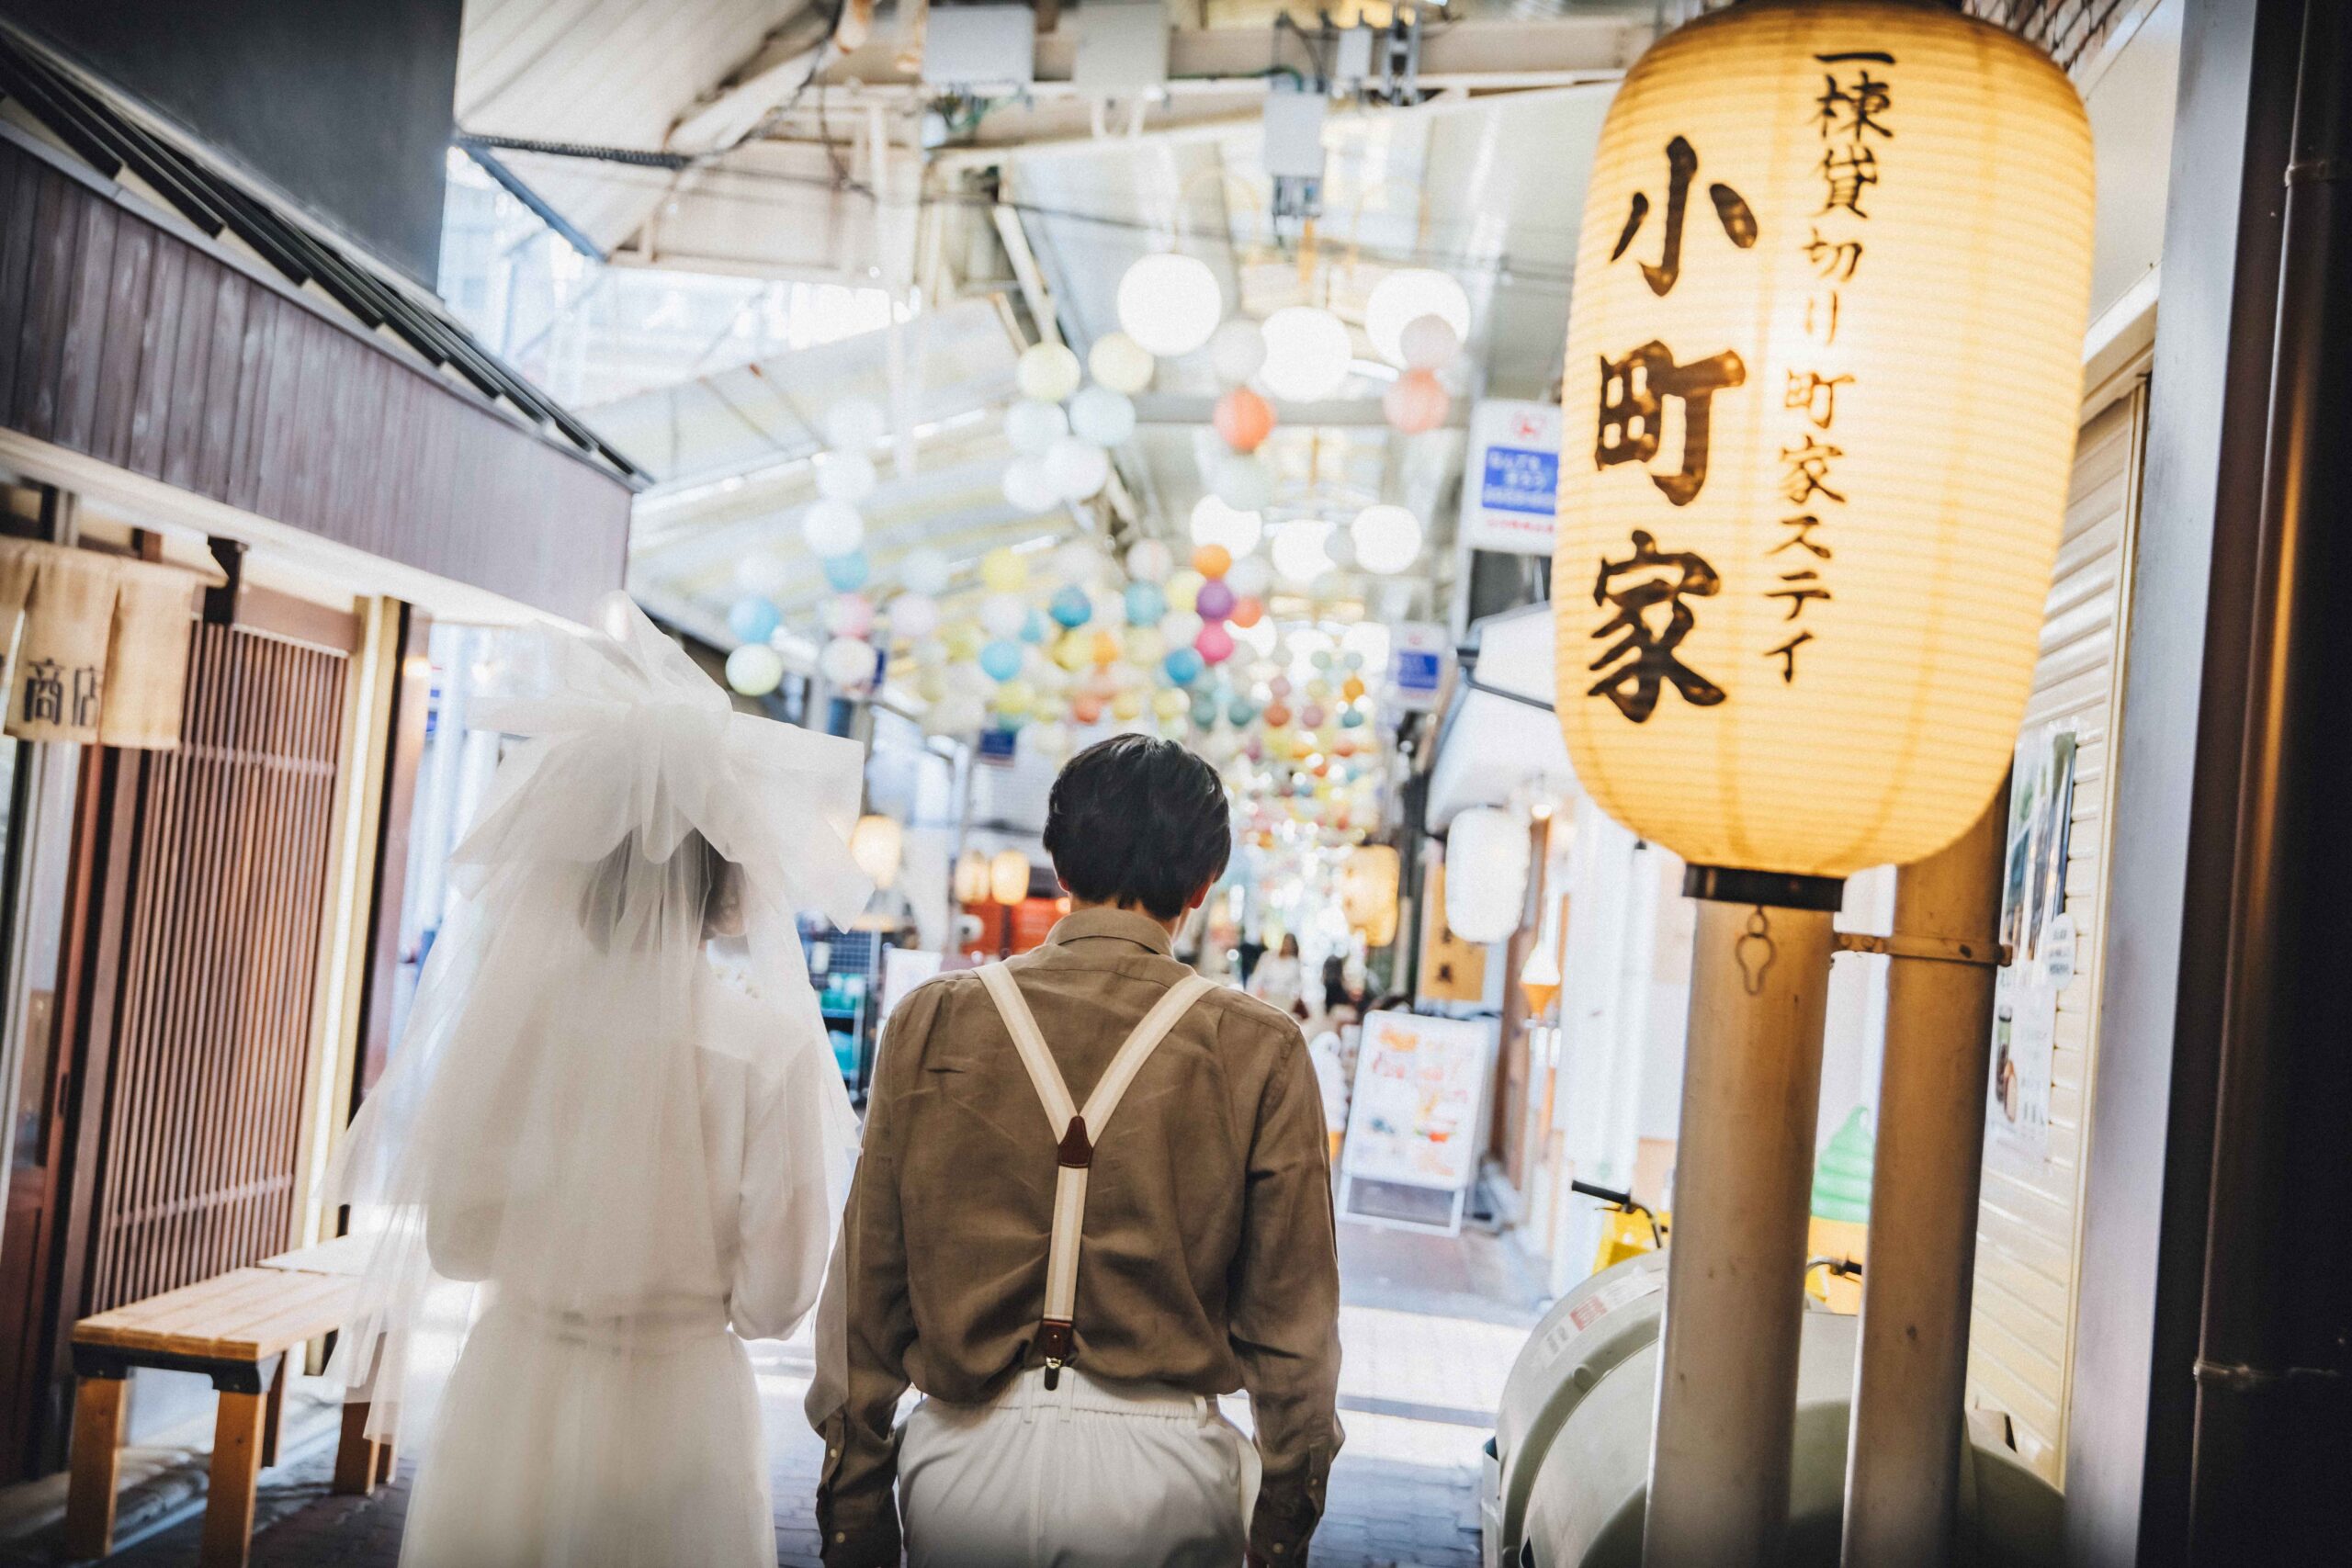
[1249,1445,1335,1562]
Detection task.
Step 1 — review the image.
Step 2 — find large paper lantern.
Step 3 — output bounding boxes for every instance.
[851,814,904,889]
[1445,807,1530,945]
[1551,1,2095,878]
[1340,844,1400,946]
[1116,254,1223,358]
[989,849,1035,905]
[1351,505,1423,575]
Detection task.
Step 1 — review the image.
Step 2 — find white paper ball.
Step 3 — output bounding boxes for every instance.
[1325,528,1358,570]
[899,546,951,597]
[1271,520,1337,585]
[1045,436,1111,502]
[1004,398,1068,457]
[1191,494,1263,557]
[1210,452,1274,513]
[1398,313,1463,372]
[1209,318,1268,385]
[820,636,876,689]
[1052,539,1105,588]
[1224,554,1271,599]
[801,499,865,558]
[931,692,987,733]
[733,552,791,597]
[1365,269,1472,367]
[891,592,942,638]
[816,449,877,503]
[1125,539,1174,582]
[1115,254,1223,358]
[1069,386,1136,448]
[822,397,888,452]
[1351,504,1424,574]
[1028,720,1073,761]
[1015,342,1083,403]
[1088,333,1156,396]
[979,592,1028,640]
[1258,306,1353,402]
[1159,608,1204,648]
[1002,457,1063,513]
[725,643,785,696]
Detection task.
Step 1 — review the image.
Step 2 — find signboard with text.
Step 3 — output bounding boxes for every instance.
[1460,399,1563,556]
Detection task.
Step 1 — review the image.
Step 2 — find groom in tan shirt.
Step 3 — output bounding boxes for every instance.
[809,733,1343,1565]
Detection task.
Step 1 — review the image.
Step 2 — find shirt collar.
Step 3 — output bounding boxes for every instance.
[1046,906,1176,957]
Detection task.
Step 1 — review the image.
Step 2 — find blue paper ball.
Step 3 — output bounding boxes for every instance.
[1190,696,1220,728]
[1050,584,1093,628]
[1163,648,1204,686]
[1227,699,1259,727]
[1020,608,1050,645]
[1340,707,1366,728]
[1124,581,1167,627]
[822,550,871,592]
[980,639,1025,682]
[727,595,781,644]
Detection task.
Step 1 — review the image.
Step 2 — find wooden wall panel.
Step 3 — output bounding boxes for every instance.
[0,131,628,622]
[84,622,348,1313]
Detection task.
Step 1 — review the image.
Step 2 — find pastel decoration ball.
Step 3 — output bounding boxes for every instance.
[899,546,952,597]
[1050,584,1093,628]
[1163,647,1205,686]
[1383,368,1451,435]
[823,551,871,592]
[978,592,1026,640]
[1227,697,1258,727]
[1166,570,1204,614]
[1069,385,1137,448]
[819,636,875,689]
[1044,435,1111,502]
[1211,388,1275,454]
[979,639,1024,682]
[980,546,1028,593]
[1194,579,1236,623]
[1191,544,1233,580]
[1124,626,1166,667]
[1112,689,1145,722]
[1088,332,1156,396]
[1071,693,1104,726]
[1002,457,1062,514]
[1124,580,1167,627]
[1153,687,1191,722]
[1020,608,1051,645]
[725,643,785,697]
[1195,622,1236,665]
[1159,608,1203,648]
[1015,341,1083,403]
[943,621,983,661]
[1224,554,1271,599]
[1054,629,1093,672]
[727,595,781,644]
[802,499,865,558]
[1301,703,1327,728]
[1265,702,1293,728]
[1088,628,1122,667]
[1005,398,1068,457]
[1125,539,1174,582]
[1398,312,1461,372]
[1191,694,1220,728]
[1229,594,1263,628]
[1210,452,1273,513]
[891,592,941,640]
[1209,317,1268,384]
[822,593,876,639]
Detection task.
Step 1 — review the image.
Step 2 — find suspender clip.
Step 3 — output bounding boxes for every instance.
[1038,1318,1075,1390]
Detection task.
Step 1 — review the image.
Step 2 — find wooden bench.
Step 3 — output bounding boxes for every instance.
[62,1245,387,1567]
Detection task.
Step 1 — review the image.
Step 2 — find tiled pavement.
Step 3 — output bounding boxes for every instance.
[11,1223,1546,1568]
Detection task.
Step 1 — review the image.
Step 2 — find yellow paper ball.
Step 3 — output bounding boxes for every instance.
[1153,688,1189,721]
[1089,628,1122,667]
[1124,626,1165,667]
[1112,690,1145,721]
[1054,629,1092,671]
[1342,674,1366,702]
[1165,570,1204,614]
[993,681,1035,719]
[980,547,1028,594]
[943,622,983,661]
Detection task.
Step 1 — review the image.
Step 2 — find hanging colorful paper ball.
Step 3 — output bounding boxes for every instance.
[978,592,1026,640]
[1224,555,1271,599]
[1148,688,1188,724]
[1210,452,1273,512]
[943,621,983,661]
[930,691,987,734]
[1210,317,1268,385]
[725,643,785,696]
[1340,707,1366,728]
[1045,436,1111,501]
[891,592,941,639]
[1088,332,1156,396]
[1269,675,1294,699]
[1113,689,1145,721]
[1196,622,1236,664]
[1195,579,1236,622]
[1211,388,1275,454]
[820,636,876,689]
[1159,608,1203,649]
[823,551,872,592]
[1398,313,1462,372]
[1003,457,1061,513]
[1166,570,1204,614]
[1053,629,1093,671]
[1229,595,1263,628]
[818,449,878,504]
[1071,693,1104,725]
[823,593,876,638]
[1125,539,1174,582]
[1050,584,1093,628]
[899,547,952,597]
[1341,673,1367,702]
[1227,697,1259,727]
[1069,386,1136,448]
[1016,341,1083,402]
[1383,369,1451,434]
[980,639,1024,682]
[1192,544,1232,580]
[728,595,781,643]
[1020,608,1050,645]
[1265,702,1293,728]
[1089,628,1121,667]
[994,678,1037,718]
[1116,254,1223,358]
[1124,580,1167,626]
[1163,647,1205,685]
[1005,398,1068,457]
[980,547,1029,593]
[802,499,865,557]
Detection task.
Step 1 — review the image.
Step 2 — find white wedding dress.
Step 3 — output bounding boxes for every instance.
[327,595,869,1568]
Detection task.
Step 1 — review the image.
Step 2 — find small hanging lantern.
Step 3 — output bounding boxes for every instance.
[989,849,1035,906]
[1340,844,1400,947]
[1550,0,2096,879]
[850,814,904,890]
[1443,807,1530,946]
[953,848,992,905]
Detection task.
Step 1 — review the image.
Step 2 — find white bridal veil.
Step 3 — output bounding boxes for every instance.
[327,593,871,1454]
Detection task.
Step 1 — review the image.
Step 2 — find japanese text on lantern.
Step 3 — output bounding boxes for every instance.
[1587,135,1755,722]
[1769,51,1896,685]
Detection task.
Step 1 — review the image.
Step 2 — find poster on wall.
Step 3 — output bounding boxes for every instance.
[1458,400,1563,555]
[1988,724,2079,1157]
[1340,1010,1494,1233]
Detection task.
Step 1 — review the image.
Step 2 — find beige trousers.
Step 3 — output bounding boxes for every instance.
[899,1368,1261,1568]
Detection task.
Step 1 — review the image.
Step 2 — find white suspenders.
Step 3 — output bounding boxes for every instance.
[978,963,1215,1389]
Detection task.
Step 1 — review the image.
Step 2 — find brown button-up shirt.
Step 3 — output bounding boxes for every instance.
[808,908,1344,1564]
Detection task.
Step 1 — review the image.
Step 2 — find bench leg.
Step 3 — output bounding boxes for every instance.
[62,1374,127,1559]
[373,1425,397,1485]
[333,1399,379,1496]
[199,1390,266,1568]
[259,1356,287,1469]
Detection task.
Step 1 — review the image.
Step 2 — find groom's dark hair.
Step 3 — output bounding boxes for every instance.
[1044,734,1231,921]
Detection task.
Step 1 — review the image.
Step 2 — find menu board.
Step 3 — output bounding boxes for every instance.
[1340,1010,1494,1195]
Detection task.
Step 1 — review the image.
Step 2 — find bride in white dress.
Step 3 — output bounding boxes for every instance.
[327,594,870,1568]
